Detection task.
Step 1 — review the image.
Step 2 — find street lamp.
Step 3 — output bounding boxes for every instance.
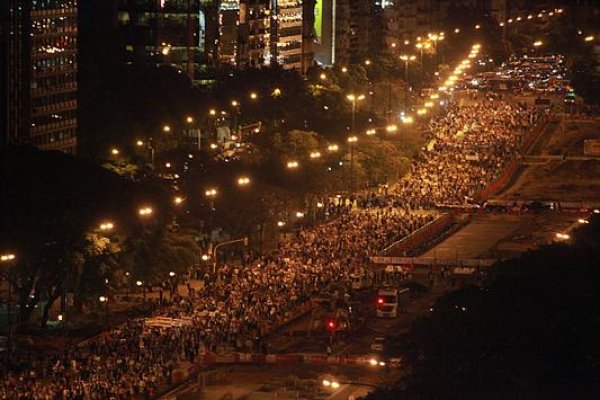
[249,92,258,100]
[286,160,299,169]
[347,136,358,195]
[163,125,171,133]
[205,188,218,198]
[237,176,251,186]
[212,237,248,275]
[186,116,194,124]
[99,221,115,231]
[400,54,417,111]
[138,206,153,217]
[346,94,365,137]
[584,35,595,42]
[110,148,120,156]
[309,151,321,159]
[98,295,109,329]
[327,144,339,152]
[174,196,184,205]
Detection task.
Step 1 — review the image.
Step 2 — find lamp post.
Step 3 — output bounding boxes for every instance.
[212,237,248,275]
[347,136,358,195]
[346,94,365,137]
[204,188,218,249]
[136,280,146,312]
[99,295,109,329]
[400,55,417,112]
[1,253,15,366]
[168,271,176,298]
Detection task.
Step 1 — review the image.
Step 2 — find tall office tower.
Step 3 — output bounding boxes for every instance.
[240,0,272,68]
[383,0,435,48]
[218,0,241,66]
[0,0,78,154]
[271,0,305,70]
[348,0,371,62]
[116,0,200,80]
[313,0,350,66]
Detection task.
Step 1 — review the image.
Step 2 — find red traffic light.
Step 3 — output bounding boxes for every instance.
[377,297,384,305]
[327,320,337,330]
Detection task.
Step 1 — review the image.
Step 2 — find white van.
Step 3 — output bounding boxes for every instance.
[376,289,399,318]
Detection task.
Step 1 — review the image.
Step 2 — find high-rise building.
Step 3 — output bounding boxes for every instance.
[240,0,272,68]
[272,0,305,70]
[313,0,350,66]
[116,0,200,79]
[218,0,241,66]
[1,0,78,154]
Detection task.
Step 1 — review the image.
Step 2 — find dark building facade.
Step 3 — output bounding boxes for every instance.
[1,0,78,153]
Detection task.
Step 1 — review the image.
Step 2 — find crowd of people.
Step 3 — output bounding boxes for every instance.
[1,75,549,400]
[1,205,434,399]
[394,98,545,207]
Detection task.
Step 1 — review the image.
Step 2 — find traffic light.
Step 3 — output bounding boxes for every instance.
[377,297,384,306]
[326,319,337,332]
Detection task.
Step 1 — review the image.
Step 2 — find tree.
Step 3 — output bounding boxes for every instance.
[0,146,169,325]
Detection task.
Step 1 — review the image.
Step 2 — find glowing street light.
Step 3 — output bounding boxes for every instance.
[366,128,376,135]
[386,124,398,132]
[111,148,120,156]
[347,136,358,143]
[584,35,595,42]
[272,88,282,97]
[0,254,16,262]
[341,66,348,73]
[205,188,218,197]
[99,221,115,231]
[173,196,184,205]
[210,143,218,150]
[327,144,339,152]
[277,221,286,227]
[402,115,414,124]
[186,116,194,123]
[295,211,305,218]
[320,73,327,80]
[163,125,171,133]
[309,151,322,159]
[237,176,251,186]
[286,160,299,169]
[138,206,153,216]
[249,92,258,100]
[533,40,543,47]
[346,94,365,135]
[136,140,144,147]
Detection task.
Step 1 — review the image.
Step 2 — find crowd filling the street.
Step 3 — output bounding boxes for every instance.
[0,53,560,399]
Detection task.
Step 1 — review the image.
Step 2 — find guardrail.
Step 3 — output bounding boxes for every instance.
[379,213,457,257]
[370,256,495,268]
